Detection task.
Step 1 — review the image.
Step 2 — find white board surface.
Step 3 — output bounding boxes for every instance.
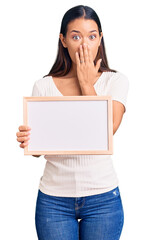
[23,96,113,155]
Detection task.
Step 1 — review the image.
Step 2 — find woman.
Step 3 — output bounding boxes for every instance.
[16,5,129,240]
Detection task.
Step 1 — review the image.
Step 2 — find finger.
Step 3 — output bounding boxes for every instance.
[19,125,31,132]
[95,58,102,71]
[17,136,30,143]
[83,43,89,63]
[75,51,80,66]
[20,141,29,148]
[87,45,93,63]
[16,131,31,137]
[79,44,84,63]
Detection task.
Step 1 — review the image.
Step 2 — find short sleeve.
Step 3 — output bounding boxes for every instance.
[31,81,41,96]
[106,72,129,113]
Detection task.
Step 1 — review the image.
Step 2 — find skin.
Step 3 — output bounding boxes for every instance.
[16,17,125,154]
[59,17,103,83]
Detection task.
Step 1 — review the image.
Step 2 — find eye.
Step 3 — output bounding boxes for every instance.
[89,35,96,40]
[72,34,96,40]
[72,35,80,40]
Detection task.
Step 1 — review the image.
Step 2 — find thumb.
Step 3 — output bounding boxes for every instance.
[95,58,102,71]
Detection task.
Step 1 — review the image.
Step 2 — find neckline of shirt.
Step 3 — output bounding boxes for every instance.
[49,72,106,96]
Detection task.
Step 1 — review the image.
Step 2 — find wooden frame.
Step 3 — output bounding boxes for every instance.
[23,96,113,155]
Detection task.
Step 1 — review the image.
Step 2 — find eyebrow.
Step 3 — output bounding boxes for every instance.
[70,30,97,33]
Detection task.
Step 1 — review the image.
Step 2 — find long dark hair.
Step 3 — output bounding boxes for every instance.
[43,5,117,78]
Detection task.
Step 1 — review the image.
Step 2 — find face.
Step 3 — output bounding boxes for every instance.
[59,18,103,64]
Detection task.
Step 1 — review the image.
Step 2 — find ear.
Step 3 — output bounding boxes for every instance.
[98,32,103,47]
[59,33,67,48]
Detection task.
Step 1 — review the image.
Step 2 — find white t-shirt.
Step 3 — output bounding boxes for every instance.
[32,71,129,197]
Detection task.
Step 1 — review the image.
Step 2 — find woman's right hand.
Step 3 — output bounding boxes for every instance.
[16,125,41,157]
[16,125,31,148]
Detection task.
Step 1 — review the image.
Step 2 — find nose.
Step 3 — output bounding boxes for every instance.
[78,38,89,53]
[81,39,88,46]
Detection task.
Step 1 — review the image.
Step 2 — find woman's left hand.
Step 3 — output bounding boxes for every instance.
[75,43,102,86]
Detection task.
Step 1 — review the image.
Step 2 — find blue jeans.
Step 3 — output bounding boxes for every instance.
[35,186,124,240]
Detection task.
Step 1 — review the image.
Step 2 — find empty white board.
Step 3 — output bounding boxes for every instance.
[23,96,113,155]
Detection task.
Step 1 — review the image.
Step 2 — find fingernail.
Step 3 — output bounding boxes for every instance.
[100,59,102,63]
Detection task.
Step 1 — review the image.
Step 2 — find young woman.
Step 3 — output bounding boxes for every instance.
[16,5,129,240]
